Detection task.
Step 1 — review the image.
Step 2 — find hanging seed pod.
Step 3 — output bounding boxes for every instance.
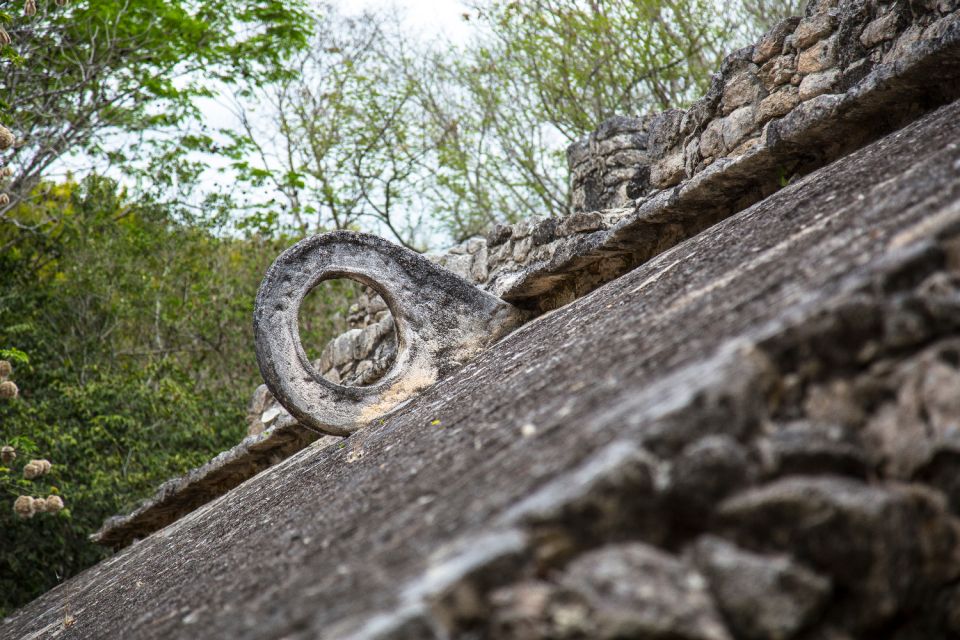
[0,445,15,464]
[0,360,11,378]
[22,462,40,479]
[0,167,11,177]
[0,28,10,47]
[45,495,64,512]
[25,0,37,17]
[0,126,14,150]
[0,194,10,206]
[13,495,34,519]
[0,380,18,399]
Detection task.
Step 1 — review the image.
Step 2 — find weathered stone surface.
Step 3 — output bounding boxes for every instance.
[861,9,903,48]
[90,414,335,547]
[761,421,870,478]
[693,536,830,640]
[863,338,960,478]
[753,17,802,63]
[721,105,757,151]
[761,54,799,88]
[90,0,960,561]
[798,68,840,100]
[720,66,766,115]
[794,13,837,49]
[718,477,960,629]
[757,86,802,122]
[254,231,524,436]
[560,544,731,640]
[797,34,838,73]
[10,94,960,638]
[569,0,960,214]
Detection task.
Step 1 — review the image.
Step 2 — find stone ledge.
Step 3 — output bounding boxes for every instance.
[90,416,336,548]
[494,18,960,306]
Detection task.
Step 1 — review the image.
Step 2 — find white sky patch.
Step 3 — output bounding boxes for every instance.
[357,0,473,40]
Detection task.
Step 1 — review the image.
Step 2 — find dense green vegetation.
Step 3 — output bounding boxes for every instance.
[0,0,798,616]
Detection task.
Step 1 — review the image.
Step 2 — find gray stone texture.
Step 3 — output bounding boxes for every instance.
[11,93,960,638]
[253,232,523,436]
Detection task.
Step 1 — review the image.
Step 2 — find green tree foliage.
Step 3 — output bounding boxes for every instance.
[0,0,310,242]
[225,5,431,248]
[0,176,357,615]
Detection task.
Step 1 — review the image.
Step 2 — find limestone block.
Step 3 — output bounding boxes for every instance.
[646,108,685,158]
[464,237,484,255]
[486,224,512,248]
[882,24,923,63]
[650,152,685,188]
[923,11,960,41]
[794,13,837,49]
[602,166,638,186]
[593,114,647,140]
[557,211,606,236]
[699,118,726,159]
[720,66,766,115]
[756,86,801,123]
[804,0,840,15]
[760,54,798,89]
[354,324,381,360]
[561,544,732,640]
[718,477,960,629]
[605,149,648,167]
[860,10,902,48]
[332,329,362,367]
[470,244,489,283]
[721,106,757,152]
[594,132,646,156]
[728,135,760,157]
[797,35,838,74]
[693,537,830,640]
[752,17,802,64]
[799,68,840,100]
[512,236,533,263]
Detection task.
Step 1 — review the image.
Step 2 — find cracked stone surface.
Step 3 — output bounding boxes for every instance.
[7,95,960,639]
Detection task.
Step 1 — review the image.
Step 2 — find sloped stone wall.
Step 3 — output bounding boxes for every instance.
[570,0,960,212]
[248,0,960,436]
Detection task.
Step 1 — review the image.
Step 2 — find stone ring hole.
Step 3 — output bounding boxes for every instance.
[298,278,397,387]
[254,231,523,435]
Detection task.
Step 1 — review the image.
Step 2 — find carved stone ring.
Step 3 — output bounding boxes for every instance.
[254,231,523,436]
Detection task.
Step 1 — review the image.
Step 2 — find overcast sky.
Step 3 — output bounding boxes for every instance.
[357,0,473,40]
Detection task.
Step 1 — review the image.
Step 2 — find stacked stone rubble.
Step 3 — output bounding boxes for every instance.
[570,0,960,212]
